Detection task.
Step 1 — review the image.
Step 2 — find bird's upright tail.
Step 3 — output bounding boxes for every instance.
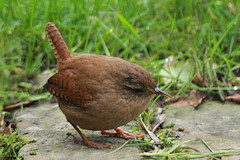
[45,22,72,66]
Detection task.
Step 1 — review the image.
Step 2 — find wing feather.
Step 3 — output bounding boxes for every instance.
[44,70,92,107]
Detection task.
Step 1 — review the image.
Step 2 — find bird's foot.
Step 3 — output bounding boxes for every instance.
[84,139,112,149]
[66,122,112,149]
[101,128,145,139]
[66,132,112,149]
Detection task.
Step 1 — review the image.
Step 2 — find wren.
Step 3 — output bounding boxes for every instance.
[44,22,172,149]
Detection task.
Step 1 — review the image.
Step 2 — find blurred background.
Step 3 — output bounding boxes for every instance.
[1,0,239,109]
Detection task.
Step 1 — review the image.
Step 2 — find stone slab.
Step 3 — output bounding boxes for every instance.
[164,102,240,159]
[16,102,141,160]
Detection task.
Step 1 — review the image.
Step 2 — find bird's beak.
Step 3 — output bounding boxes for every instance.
[155,87,173,98]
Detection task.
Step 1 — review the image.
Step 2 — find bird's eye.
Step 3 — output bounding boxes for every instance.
[124,86,145,94]
[133,88,144,93]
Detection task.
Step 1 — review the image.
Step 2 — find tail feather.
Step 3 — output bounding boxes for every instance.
[45,22,72,64]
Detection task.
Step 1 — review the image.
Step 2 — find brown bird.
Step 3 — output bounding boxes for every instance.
[44,22,172,149]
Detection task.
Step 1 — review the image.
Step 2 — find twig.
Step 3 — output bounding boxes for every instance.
[4,101,33,111]
[139,118,160,143]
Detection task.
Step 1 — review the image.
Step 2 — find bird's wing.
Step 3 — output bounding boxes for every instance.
[44,70,93,107]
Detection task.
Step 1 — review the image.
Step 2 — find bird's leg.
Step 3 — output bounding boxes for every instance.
[66,133,82,144]
[101,128,145,139]
[68,121,112,149]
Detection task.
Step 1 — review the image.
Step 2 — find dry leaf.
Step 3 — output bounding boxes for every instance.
[0,123,13,135]
[192,74,208,87]
[169,97,190,107]
[188,89,206,108]
[225,94,240,103]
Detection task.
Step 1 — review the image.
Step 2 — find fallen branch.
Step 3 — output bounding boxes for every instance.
[3,101,33,111]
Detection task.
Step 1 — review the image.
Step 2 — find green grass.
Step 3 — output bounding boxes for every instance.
[1,0,240,108]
